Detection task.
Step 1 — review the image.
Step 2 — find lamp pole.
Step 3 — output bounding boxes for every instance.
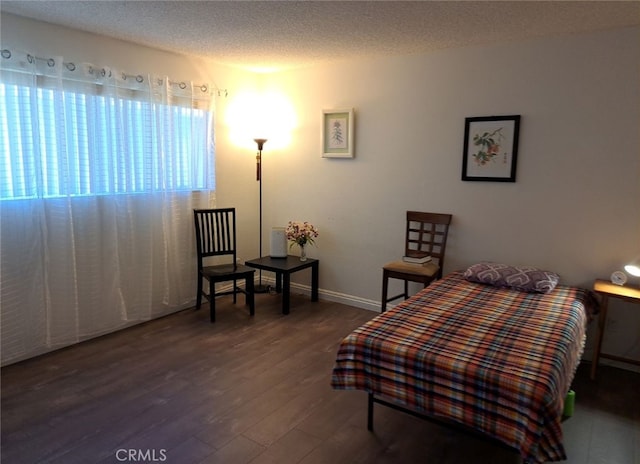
[254,138,268,293]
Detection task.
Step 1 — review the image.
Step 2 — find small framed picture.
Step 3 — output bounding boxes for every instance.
[322,109,354,158]
[462,115,521,182]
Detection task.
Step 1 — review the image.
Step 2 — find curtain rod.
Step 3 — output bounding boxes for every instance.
[1,48,228,97]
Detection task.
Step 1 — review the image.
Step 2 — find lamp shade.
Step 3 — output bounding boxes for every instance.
[624,255,640,277]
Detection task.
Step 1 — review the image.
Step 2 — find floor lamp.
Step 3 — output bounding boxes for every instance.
[254,138,269,293]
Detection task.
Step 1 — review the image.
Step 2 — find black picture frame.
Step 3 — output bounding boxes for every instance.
[462,115,521,182]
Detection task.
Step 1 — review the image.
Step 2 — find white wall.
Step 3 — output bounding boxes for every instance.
[3,13,639,367]
[218,27,640,365]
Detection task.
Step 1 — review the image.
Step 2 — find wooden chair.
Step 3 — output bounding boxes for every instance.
[193,208,255,322]
[381,211,452,312]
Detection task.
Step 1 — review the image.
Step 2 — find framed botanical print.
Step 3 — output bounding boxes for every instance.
[462,115,521,182]
[322,109,354,158]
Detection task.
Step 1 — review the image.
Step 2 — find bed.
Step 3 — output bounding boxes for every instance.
[331,267,597,463]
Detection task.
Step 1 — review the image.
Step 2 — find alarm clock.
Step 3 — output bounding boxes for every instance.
[610,270,627,286]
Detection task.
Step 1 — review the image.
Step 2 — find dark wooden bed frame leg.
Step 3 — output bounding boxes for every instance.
[367,393,374,431]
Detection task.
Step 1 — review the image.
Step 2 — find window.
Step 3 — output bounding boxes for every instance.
[1,78,214,200]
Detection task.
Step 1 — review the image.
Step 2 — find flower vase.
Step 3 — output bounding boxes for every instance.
[299,244,307,261]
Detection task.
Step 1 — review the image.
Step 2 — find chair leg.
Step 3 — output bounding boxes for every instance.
[209,289,216,323]
[196,275,203,309]
[246,275,255,316]
[381,270,389,313]
[233,279,238,304]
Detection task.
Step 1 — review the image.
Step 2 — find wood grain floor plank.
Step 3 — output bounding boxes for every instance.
[245,428,323,464]
[199,435,265,464]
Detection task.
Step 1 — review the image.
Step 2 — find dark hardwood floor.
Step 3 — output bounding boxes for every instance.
[2,293,639,464]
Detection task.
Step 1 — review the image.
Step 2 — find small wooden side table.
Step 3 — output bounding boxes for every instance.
[590,279,640,379]
[244,256,319,315]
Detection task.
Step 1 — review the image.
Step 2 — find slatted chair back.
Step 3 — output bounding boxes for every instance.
[194,208,238,267]
[404,211,452,279]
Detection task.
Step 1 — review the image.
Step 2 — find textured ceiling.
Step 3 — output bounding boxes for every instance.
[2,1,639,72]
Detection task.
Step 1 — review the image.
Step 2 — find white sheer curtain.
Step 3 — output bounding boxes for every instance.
[0,50,215,365]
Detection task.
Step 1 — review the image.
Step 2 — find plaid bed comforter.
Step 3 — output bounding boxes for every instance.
[331,271,594,463]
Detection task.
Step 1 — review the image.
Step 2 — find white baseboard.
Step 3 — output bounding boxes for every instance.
[307,284,380,313]
[252,276,380,313]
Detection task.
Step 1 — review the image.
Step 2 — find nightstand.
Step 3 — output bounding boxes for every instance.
[590,279,640,379]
